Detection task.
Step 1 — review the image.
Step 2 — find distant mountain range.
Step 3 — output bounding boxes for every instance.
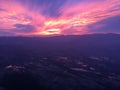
[0,33,120,60]
[0,33,120,90]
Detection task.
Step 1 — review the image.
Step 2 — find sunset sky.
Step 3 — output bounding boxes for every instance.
[0,0,120,36]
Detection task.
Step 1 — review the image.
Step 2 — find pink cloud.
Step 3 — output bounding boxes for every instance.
[0,0,120,36]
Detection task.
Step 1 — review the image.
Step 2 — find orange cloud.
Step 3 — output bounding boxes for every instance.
[0,0,120,36]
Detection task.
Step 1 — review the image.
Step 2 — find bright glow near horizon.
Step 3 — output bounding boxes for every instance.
[0,0,120,36]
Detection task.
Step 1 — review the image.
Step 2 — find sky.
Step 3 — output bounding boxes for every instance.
[0,0,120,36]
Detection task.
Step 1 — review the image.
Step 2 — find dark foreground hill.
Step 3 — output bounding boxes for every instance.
[0,34,120,90]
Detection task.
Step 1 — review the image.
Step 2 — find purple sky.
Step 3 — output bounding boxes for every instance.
[0,0,120,36]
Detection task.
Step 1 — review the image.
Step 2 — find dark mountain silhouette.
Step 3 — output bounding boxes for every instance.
[1,70,46,90]
[0,33,120,90]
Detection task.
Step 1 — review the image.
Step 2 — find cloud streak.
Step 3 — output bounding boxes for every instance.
[0,0,120,36]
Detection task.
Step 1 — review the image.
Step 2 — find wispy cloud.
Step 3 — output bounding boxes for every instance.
[0,0,120,36]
